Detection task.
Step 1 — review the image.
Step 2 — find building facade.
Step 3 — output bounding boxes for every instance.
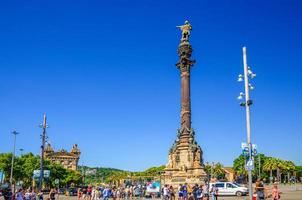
[44,144,81,171]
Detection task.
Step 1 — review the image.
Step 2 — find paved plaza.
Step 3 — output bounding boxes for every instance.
[1,185,301,200]
[54,190,302,200]
[52,185,302,200]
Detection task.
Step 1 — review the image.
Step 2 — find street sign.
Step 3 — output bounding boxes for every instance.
[241,143,258,156]
[241,142,248,149]
[252,144,258,156]
[33,170,51,178]
[44,170,50,178]
[245,159,254,171]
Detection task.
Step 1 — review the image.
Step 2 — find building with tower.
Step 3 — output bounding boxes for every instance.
[163,21,207,187]
[44,144,81,170]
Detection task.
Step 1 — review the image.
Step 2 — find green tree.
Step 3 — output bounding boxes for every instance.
[0,153,83,188]
[253,154,268,180]
[213,163,225,179]
[263,157,278,183]
[233,155,247,178]
[204,162,225,180]
[279,160,295,183]
[18,153,40,187]
[64,169,82,186]
[0,153,13,182]
[296,166,302,180]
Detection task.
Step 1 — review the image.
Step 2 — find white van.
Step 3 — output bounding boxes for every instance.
[209,182,248,196]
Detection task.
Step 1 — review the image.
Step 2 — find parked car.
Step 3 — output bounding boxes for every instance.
[209,182,248,196]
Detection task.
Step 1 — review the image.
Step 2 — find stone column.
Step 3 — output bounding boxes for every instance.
[181,66,191,130]
[176,42,195,146]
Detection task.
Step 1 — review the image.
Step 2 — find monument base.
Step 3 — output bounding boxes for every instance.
[162,167,207,188]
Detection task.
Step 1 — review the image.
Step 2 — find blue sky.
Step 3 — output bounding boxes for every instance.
[0,0,301,171]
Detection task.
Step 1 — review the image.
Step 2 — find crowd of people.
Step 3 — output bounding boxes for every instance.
[161,183,217,200]
[0,181,280,200]
[76,183,217,200]
[254,179,280,200]
[78,185,151,200]
[1,188,56,200]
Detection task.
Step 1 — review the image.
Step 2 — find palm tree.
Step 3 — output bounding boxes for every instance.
[213,163,225,180]
[263,157,278,183]
[282,160,296,183]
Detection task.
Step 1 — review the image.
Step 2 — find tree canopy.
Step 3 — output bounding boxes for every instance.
[0,153,82,188]
[233,153,298,183]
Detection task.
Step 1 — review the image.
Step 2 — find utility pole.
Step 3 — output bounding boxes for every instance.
[10,130,19,190]
[242,47,253,200]
[237,47,256,200]
[39,114,48,190]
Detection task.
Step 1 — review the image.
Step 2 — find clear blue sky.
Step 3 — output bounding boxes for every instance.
[0,0,301,171]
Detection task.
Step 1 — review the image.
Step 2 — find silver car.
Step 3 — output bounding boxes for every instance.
[209,182,248,196]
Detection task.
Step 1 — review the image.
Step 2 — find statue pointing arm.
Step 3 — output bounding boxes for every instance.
[177,20,192,41]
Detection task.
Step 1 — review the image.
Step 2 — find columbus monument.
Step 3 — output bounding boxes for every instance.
[163,21,207,187]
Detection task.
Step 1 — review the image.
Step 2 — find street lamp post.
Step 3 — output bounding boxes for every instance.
[238,46,256,200]
[10,130,19,190]
[39,114,48,190]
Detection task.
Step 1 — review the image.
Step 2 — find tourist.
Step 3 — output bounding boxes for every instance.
[37,190,44,200]
[116,188,121,200]
[271,183,280,200]
[102,187,110,200]
[129,186,133,199]
[178,184,184,200]
[210,184,218,200]
[30,189,37,200]
[255,179,265,200]
[196,186,202,200]
[182,183,188,200]
[91,187,96,200]
[24,189,31,200]
[169,186,175,200]
[163,185,169,200]
[111,187,117,200]
[3,189,13,200]
[81,188,88,200]
[125,186,130,199]
[192,184,198,200]
[187,184,193,200]
[202,184,209,200]
[95,188,101,200]
[77,188,82,200]
[49,189,56,200]
[133,186,140,199]
[86,186,92,200]
[16,189,24,200]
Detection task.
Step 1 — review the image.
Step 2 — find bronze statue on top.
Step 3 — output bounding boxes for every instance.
[176,20,192,41]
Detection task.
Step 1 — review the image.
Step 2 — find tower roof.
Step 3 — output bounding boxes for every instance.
[71,144,81,154]
[45,143,54,153]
